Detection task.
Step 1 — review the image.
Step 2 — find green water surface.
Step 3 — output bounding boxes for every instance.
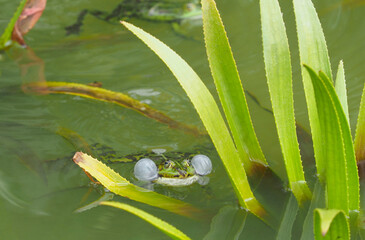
[0,0,364,239]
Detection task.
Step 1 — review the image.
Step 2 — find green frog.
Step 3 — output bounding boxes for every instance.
[65,0,202,36]
[159,159,195,178]
[59,143,213,187]
[133,152,212,186]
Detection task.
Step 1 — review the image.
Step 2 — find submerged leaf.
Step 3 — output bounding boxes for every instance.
[73,152,201,218]
[101,201,191,240]
[202,0,267,172]
[56,127,92,154]
[314,209,349,239]
[204,205,247,240]
[13,47,46,83]
[260,0,311,204]
[276,195,298,240]
[0,135,47,184]
[300,181,326,240]
[75,192,114,213]
[355,84,365,163]
[121,21,266,219]
[12,0,47,46]
[23,81,204,136]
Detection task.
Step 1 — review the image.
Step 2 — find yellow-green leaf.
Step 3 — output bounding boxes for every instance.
[304,65,360,213]
[260,0,311,204]
[72,152,200,218]
[202,0,267,173]
[0,0,27,49]
[293,0,332,180]
[101,201,191,240]
[318,70,359,213]
[120,21,266,219]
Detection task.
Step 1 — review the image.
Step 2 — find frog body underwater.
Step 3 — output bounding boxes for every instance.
[65,0,202,36]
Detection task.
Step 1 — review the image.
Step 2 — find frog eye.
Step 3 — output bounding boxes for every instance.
[134,158,158,181]
[164,160,175,168]
[191,155,212,176]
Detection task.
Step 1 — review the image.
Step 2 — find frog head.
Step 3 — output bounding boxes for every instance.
[134,154,212,186]
[158,159,195,178]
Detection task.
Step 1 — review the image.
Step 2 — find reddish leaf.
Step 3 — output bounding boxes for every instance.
[11,0,47,46]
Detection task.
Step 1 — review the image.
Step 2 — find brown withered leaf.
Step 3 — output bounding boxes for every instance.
[12,0,47,46]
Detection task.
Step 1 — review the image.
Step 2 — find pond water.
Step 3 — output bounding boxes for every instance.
[0,0,364,239]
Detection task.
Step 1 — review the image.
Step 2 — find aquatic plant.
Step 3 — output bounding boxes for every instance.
[10,0,359,237]
[117,0,364,238]
[100,201,191,240]
[1,1,363,239]
[23,81,203,135]
[72,152,200,219]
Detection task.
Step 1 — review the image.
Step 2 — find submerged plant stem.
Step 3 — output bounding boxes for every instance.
[23,81,204,136]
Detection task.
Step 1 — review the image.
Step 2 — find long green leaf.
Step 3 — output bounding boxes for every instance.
[0,0,27,49]
[335,61,349,121]
[260,0,311,204]
[201,0,267,173]
[100,201,191,240]
[314,209,349,240]
[72,152,200,218]
[355,84,365,162]
[304,65,349,213]
[317,71,359,213]
[293,0,332,180]
[293,0,332,79]
[120,21,266,218]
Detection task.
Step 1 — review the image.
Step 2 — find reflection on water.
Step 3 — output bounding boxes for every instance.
[0,0,364,239]
[0,172,29,209]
